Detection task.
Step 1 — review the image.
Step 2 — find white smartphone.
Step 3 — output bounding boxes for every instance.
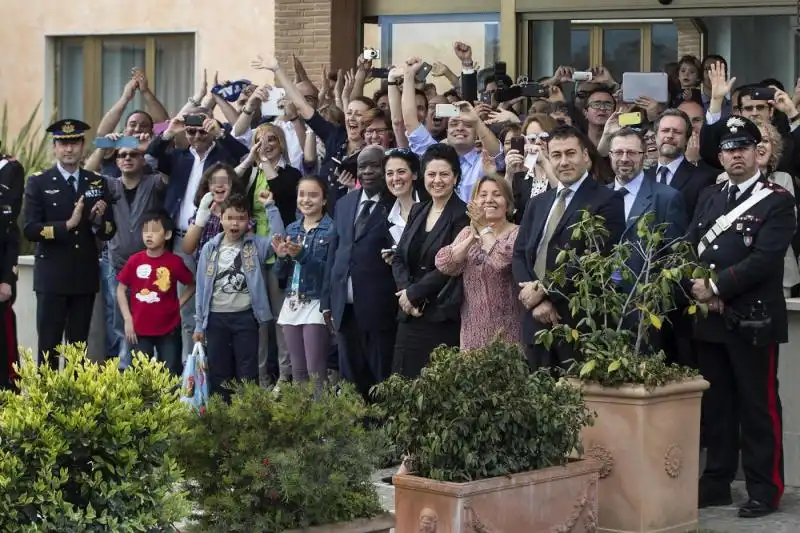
[572,71,593,82]
[524,152,538,170]
[261,88,286,117]
[435,103,460,118]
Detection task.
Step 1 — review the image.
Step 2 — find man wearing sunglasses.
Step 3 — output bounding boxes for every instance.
[147,109,249,356]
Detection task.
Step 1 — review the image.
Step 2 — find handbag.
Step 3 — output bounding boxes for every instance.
[180,342,210,410]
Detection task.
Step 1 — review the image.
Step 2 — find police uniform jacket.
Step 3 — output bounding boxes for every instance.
[22,166,116,295]
[687,175,795,345]
[0,155,24,301]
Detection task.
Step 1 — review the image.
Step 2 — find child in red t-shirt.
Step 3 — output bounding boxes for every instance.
[117,209,195,376]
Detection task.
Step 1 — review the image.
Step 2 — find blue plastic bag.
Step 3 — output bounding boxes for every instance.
[180,342,209,410]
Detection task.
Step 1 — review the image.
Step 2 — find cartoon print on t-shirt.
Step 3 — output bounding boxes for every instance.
[154,266,171,292]
[215,247,247,294]
[136,288,160,304]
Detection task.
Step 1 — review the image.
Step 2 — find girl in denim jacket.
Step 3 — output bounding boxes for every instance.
[193,193,285,400]
[272,176,334,388]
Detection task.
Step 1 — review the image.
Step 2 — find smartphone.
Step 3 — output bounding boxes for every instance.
[94,137,116,149]
[334,155,358,177]
[184,115,205,127]
[618,112,643,127]
[751,87,776,101]
[495,86,522,102]
[117,136,140,149]
[261,88,287,117]
[520,83,549,99]
[363,48,380,61]
[370,68,390,79]
[572,71,593,82]
[435,103,460,118]
[509,136,525,154]
[415,62,433,83]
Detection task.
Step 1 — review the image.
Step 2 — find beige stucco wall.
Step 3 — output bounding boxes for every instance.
[0,0,277,135]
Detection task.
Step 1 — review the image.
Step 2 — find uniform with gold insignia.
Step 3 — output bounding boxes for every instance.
[0,150,22,389]
[687,116,793,516]
[21,119,116,368]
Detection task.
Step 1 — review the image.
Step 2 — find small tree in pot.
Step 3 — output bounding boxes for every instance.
[538,211,711,533]
[375,340,600,533]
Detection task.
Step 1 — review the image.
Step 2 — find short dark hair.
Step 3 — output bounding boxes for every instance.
[420,143,461,185]
[414,89,429,111]
[125,109,154,130]
[373,88,388,102]
[678,55,702,74]
[385,147,421,176]
[584,87,616,109]
[608,127,646,151]
[654,108,692,140]
[219,193,251,217]
[761,78,785,91]
[702,54,728,71]
[548,124,592,152]
[736,85,776,109]
[365,108,391,127]
[350,96,376,110]
[142,208,174,232]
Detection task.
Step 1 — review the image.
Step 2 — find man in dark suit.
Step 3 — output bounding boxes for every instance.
[0,148,22,388]
[22,120,116,368]
[647,109,716,219]
[147,108,249,356]
[321,146,397,399]
[512,125,625,370]
[608,127,688,353]
[687,116,794,518]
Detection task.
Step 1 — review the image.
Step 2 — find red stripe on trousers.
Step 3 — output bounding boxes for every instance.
[767,344,784,507]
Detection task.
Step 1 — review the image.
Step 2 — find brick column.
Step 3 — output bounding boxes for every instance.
[274,0,361,81]
[675,19,703,59]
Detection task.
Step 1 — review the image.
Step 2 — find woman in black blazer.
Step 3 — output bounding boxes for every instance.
[392,144,469,378]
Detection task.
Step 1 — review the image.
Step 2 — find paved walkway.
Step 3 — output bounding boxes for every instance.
[371,469,800,533]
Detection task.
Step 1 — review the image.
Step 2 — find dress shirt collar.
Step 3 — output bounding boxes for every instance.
[727,171,762,199]
[56,162,79,181]
[658,155,684,177]
[556,172,589,195]
[190,142,215,161]
[615,171,645,197]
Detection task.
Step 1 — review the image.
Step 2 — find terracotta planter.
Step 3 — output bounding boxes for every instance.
[283,512,395,532]
[393,459,602,532]
[572,377,710,533]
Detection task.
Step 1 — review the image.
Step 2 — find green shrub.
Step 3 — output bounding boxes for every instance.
[176,381,385,532]
[374,340,593,482]
[0,345,190,532]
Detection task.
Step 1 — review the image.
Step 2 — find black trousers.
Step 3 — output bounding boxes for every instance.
[524,338,577,374]
[337,304,395,401]
[697,339,784,508]
[36,293,95,370]
[662,310,698,368]
[206,310,259,402]
[0,301,18,389]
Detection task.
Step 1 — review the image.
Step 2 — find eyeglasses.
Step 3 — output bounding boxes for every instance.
[610,150,644,158]
[116,151,142,159]
[185,128,207,136]
[588,101,615,111]
[525,133,550,142]
[366,128,390,135]
[741,104,770,113]
[385,147,413,156]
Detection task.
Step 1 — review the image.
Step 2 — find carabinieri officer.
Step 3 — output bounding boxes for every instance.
[22,119,116,369]
[687,116,794,518]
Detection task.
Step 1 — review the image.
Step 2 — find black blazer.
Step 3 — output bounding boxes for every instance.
[512,170,552,224]
[321,189,397,332]
[685,176,795,345]
[644,158,715,219]
[512,176,625,342]
[392,194,469,323]
[23,166,116,295]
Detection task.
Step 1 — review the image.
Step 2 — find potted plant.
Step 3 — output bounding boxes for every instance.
[374,340,600,533]
[0,345,190,532]
[175,381,394,533]
[539,211,711,533]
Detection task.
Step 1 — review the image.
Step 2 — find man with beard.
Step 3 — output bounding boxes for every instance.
[512,125,624,370]
[686,116,793,518]
[23,120,117,368]
[321,146,397,399]
[646,109,715,219]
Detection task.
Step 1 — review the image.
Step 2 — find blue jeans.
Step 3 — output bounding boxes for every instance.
[106,264,132,370]
[100,252,122,358]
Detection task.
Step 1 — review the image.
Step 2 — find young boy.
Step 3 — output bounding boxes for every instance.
[117,209,195,376]
[193,192,284,400]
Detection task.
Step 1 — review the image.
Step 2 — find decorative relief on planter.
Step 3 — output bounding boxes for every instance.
[465,504,500,533]
[585,443,614,478]
[418,507,438,532]
[549,478,598,533]
[664,443,683,478]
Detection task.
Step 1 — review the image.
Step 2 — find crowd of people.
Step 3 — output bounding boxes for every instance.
[0,40,798,519]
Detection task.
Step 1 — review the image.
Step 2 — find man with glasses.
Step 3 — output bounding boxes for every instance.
[104,146,168,370]
[147,109,248,356]
[23,119,116,369]
[583,88,616,147]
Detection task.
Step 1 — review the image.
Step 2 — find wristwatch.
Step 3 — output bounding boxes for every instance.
[241,107,254,116]
[388,79,402,87]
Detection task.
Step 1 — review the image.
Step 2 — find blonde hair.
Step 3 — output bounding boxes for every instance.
[470,175,515,219]
[253,123,289,162]
[521,113,558,136]
[755,120,784,172]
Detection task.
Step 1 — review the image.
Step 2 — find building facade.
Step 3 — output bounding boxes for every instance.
[1,0,799,135]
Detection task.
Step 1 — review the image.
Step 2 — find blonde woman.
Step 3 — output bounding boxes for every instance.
[716,121,800,296]
[435,176,521,350]
[236,123,301,387]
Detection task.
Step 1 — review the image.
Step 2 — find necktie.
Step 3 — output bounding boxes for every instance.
[533,189,571,279]
[616,186,629,197]
[657,166,669,184]
[355,200,375,239]
[726,184,739,208]
[67,175,77,193]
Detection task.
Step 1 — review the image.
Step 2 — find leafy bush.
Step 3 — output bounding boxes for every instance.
[176,381,385,532]
[374,340,593,482]
[0,344,190,532]
[537,211,702,388]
